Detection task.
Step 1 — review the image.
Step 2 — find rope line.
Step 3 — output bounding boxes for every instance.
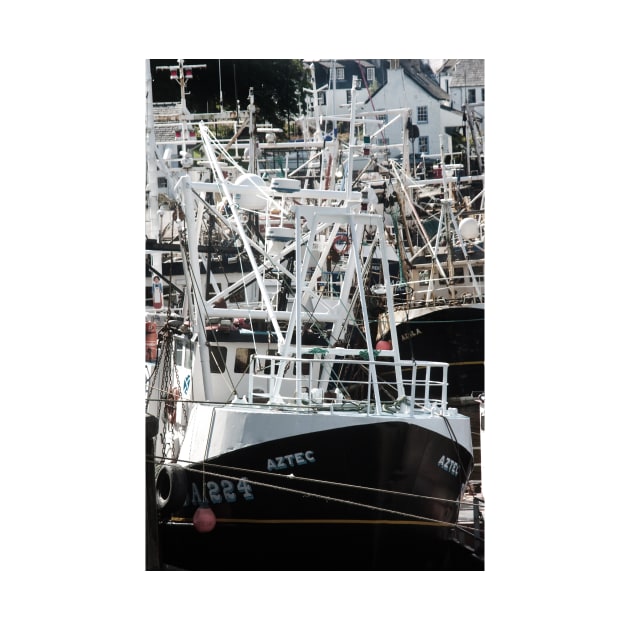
[151,452,484,540]
[150,453,469,511]
[181,465,456,528]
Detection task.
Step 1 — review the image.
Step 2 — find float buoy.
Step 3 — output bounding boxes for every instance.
[193,506,217,533]
[459,217,480,240]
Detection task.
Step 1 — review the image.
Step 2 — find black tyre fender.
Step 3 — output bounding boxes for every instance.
[156,464,188,513]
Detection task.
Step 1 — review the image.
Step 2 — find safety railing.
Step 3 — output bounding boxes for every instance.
[244,352,450,415]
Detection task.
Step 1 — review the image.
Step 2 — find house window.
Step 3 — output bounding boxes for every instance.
[417,105,428,124]
[481,88,485,102]
[418,136,429,153]
[467,88,476,103]
[318,92,326,106]
[366,67,375,82]
[336,67,345,80]
[346,90,352,104]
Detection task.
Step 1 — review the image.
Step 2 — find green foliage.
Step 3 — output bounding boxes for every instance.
[150,59,310,133]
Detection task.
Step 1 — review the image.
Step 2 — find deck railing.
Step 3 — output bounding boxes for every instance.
[245,352,450,415]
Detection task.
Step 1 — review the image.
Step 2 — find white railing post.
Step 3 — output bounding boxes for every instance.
[410,362,417,415]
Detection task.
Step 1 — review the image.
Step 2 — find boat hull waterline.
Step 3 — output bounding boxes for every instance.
[157,414,473,569]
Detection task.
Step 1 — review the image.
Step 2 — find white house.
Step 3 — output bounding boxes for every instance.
[436,59,485,116]
[307,59,466,160]
[435,59,484,170]
[364,59,464,158]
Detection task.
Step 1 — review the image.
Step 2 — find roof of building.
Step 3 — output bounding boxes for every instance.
[439,59,484,87]
[316,59,376,71]
[399,60,450,100]
[152,102,184,121]
[316,59,343,68]
[365,59,450,103]
[152,103,190,143]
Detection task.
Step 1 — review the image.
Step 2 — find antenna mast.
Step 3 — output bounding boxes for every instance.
[155,59,206,114]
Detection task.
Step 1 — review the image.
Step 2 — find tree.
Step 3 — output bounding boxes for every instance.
[149,59,309,131]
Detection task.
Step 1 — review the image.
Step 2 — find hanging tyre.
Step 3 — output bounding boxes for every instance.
[156,464,188,513]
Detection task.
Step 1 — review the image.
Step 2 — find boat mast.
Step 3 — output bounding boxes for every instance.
[198,124,287,345]
[146,60,162,277]
[177,174,215,398]
[154,59,207,115]
[155,59,207,154]
[247,87,257,173]
[346,76,360,201]
[218,59,224,112]
[439,136,456,297]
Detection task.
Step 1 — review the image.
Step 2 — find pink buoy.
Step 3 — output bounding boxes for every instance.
[375,340,392,351]
[193,506,217,533]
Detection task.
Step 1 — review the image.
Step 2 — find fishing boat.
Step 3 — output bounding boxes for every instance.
[342,104,485,399]
[146,59,354,405]
[293,87,485,399]
[146,118,476,570]
[373,155,485,399]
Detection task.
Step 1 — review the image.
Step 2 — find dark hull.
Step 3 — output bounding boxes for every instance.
[156,420,474,570]
[391,306,484,398]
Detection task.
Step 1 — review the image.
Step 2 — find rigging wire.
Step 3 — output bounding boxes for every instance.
[152,456,475,530]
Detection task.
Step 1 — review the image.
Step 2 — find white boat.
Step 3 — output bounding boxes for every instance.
[146,116,477,570]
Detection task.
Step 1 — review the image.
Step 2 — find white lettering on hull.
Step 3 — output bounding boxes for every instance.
[437,455,460,477]
[186,477,255,506]
[267,450,316,472]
